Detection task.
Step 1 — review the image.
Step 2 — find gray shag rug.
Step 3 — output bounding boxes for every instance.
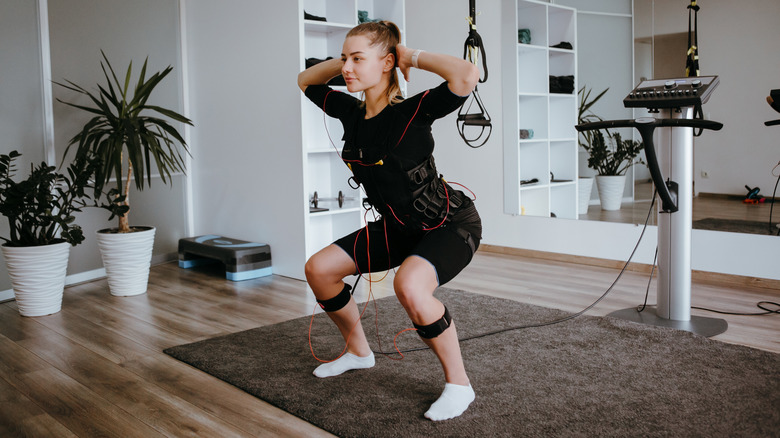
[693,217,778,235]
[164,288,780,437]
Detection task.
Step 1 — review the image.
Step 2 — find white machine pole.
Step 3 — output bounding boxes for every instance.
[656,107,693,321]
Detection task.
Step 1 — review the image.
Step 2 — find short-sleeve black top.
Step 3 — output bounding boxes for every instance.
[304,82,468,227]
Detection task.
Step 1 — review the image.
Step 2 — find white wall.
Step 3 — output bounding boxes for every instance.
[184,0,306,278]
[692,0,780,195]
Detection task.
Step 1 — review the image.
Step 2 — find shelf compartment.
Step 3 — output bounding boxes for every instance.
[550,139,577,183]
[517,95,549,140]
[548,5,576,49]
[548,50,575,78]
[304,26,350,60]
[306,152,355,202]
[357,0,404,25]
[549,95,577,139]
[516,1,548,47]
[303,0,356,26]
[519,140,549,185]
[516,46,548,94]
[519,187,549,217]
[550,183,577,219]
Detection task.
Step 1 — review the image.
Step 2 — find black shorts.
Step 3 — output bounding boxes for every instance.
[334,201,482,285]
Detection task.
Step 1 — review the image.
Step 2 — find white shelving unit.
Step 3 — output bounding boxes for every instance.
[501,0,578,218]
[299,0,405,259]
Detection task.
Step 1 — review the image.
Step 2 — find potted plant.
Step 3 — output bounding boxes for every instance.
[584,130,644,211]
[55,51,192,296]
[0,150,93,316]
[577,86,644,211]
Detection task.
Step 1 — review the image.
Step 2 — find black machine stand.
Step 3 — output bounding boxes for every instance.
[577,76,728,337]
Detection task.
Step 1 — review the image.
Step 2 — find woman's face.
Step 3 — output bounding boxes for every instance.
[341,35,392,94]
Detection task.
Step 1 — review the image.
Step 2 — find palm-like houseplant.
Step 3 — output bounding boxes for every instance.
[55,51,192,233]
[577,86,608,213]
[578,86,609,154]
[54,51,192,296]
[0,150,94,315]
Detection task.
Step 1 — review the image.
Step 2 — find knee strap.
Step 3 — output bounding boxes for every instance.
[317,283,352,312]
[414,306,452,339]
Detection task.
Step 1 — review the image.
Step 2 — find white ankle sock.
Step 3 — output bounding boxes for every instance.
[424,383,475,421]
[312,352,375,378]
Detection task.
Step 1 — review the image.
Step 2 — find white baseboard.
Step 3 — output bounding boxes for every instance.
[65,267,107,286]
[0,252,177,304]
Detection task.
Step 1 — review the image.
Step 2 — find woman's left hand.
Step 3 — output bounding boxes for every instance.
[395,44,413,82]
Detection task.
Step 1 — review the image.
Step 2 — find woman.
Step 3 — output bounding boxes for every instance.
[297,20,481,421]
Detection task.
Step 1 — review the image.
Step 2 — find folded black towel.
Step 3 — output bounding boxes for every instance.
[304,11,327,22]
[551,41,573,50]
[549,75,574,94]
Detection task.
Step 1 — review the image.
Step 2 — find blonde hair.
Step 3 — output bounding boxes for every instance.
[346,20,403,105]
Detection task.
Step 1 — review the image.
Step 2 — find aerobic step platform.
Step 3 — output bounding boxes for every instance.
[178,235,272,281]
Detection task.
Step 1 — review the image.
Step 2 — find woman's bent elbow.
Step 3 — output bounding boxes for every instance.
[465,63,480,91]
[297,75,308,93]
[451,63,480,96]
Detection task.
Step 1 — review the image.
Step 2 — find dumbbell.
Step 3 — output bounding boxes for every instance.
[310,191,355,208]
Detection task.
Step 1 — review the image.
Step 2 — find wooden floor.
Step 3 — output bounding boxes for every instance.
[1,250,778,437]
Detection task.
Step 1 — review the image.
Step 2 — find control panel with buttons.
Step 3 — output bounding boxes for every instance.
[623,76,719,109]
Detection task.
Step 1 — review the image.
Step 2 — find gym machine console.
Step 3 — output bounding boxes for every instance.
[576,75,728,337]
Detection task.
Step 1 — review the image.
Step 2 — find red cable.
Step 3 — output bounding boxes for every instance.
[308,289,373,363]
[310,88,440,363]
[447,180,477,201]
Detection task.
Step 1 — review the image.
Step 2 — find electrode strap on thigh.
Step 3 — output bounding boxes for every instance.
[317,283,352,312]
[414,306,452,339]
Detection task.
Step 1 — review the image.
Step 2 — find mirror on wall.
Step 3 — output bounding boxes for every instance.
[572,0,779,237]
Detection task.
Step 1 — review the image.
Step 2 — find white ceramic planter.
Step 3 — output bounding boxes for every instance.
[95,226,156,296]
[596,175,627,211]
[1,241,70,317]
[578,177,594,215]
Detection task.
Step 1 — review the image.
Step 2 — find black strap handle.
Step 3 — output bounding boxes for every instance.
[576,117,723,213]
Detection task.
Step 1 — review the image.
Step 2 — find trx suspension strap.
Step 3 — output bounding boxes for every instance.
[685,0,700,77]
[686,0,704,136]
[457,0,491,148]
